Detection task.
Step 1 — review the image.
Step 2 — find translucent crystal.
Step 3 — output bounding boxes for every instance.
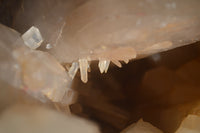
[0,24,22,88]
[46,43,52,49]
[79,59,88,83]
[98,60,110,73]
[0,24,74,103]
[112,60,122,68]
[17,50,71,102]
[22,26,43,49]
[68,62,79,80]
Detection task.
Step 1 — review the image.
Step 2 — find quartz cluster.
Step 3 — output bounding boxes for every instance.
[0,24,74,104]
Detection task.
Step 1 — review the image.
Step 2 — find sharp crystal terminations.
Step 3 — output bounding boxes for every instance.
[79,59,89,83]
[98,60,110,73]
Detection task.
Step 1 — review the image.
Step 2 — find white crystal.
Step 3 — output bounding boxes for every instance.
[79,59,88,83]
[98,60,110,73]
[124,59,129,64]
[46,43,52,49]
[22,26,43,49]
[104,60,110,73]
[68,62,79,79]
[112,60,122,68]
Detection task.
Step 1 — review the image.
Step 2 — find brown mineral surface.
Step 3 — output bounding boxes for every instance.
[0,0,200,133]
[13,0,200,63]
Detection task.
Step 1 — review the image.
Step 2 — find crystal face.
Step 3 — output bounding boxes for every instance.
[22,26,43,49]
